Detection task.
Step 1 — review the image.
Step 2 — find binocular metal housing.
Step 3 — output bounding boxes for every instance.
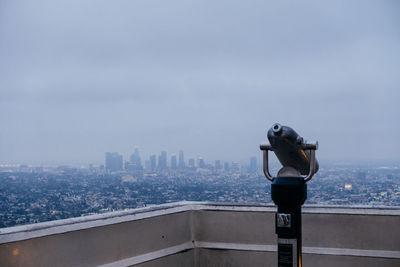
[260,123,319,182]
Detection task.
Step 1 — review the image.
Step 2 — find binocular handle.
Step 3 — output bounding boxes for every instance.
[260,145,274,181]
[301,142,318,150]
[260,142,318,182]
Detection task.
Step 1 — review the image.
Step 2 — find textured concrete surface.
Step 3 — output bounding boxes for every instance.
[303,212,400,251]
[133,250,194,267]
[0,202,399,267]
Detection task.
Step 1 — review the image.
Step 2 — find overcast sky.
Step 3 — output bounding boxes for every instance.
[0,0,399,165]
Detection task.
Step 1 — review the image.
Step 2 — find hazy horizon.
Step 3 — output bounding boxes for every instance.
[1,149,400,167]
[1,1,399,165]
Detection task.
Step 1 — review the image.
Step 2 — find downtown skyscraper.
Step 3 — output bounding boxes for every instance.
[178,151,185,169]
[158,151,167,170]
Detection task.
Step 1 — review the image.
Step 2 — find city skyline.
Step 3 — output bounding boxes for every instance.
[104,149,259,172]
[2,146,400,167]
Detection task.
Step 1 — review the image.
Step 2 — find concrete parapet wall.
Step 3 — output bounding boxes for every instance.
[0,202,399,267]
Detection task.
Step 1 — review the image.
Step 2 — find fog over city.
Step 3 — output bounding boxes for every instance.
[1,0,399,165]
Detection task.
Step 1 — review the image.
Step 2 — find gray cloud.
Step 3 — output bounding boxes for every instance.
[0,0,399,165]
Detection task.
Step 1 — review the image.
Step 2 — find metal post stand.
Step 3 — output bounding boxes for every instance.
[272,177,306,267]
[260,124,318,267]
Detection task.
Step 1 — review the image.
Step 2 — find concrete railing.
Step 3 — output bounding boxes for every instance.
[0,202,399,267]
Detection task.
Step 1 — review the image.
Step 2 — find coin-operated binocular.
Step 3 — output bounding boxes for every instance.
[260,123,318,267]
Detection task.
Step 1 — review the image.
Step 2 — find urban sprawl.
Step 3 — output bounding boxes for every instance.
[0,150,399,228]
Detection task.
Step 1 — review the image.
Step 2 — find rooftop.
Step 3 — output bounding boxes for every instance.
[1,202,399,266]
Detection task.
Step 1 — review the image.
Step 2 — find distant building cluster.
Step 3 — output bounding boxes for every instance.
[0,158,399,228]
[104,150,259,175]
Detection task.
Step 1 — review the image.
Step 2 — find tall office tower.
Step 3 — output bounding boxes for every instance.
[129,148,142,169]
[157,155,162,170]
[126,148,143,177]
[215,160,222,170]
[198,157,205,169]
[178,151,185,169]
[188,158,195,169]
[249,156,257,173]
[105,152,123,172]
[124,161,134,171]
[144,160,150,172]
[231,162,240,173]
[171,155,177,170]
[150,155,156,172]
[158,151,167,170]
[224,162,230,172]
